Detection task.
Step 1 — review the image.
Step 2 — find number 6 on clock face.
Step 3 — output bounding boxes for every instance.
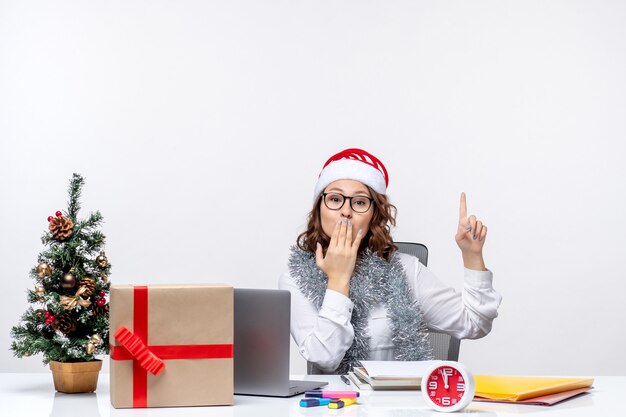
[421,361,476,413]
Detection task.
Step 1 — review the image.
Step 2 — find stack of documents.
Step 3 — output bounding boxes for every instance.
[473,375,594,406]
[347,360,439,390]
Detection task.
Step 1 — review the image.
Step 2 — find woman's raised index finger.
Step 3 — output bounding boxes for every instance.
[459,192,468,221]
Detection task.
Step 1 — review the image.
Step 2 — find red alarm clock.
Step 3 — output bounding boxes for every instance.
[421,361,475,412]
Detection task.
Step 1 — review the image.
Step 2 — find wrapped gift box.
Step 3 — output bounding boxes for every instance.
[109,284,233,408]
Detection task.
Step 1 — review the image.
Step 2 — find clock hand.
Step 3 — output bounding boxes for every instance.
[441,369,449,389]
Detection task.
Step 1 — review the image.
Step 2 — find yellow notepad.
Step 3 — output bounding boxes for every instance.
[474,375,594,401]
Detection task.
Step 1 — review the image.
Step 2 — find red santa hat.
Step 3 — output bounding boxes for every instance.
[313,148,389,201]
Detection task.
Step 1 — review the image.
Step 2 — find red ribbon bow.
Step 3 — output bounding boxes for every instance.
[114,326,165,376]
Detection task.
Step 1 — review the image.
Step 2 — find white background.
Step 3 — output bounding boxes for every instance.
[1,1,625,376]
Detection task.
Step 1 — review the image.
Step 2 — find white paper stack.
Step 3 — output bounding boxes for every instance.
[349,360,440,390]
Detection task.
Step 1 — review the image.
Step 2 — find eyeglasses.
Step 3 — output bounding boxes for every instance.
[322,192,374,213]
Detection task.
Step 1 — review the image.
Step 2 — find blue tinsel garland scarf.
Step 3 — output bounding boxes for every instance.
[288,246,434,374]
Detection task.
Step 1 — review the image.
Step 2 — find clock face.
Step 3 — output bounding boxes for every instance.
[422,362,475,412]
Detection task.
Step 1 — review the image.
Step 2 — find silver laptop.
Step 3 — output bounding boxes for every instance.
[234,288,328,397]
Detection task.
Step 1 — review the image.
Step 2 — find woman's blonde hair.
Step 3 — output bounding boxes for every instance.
[297,186,398,260]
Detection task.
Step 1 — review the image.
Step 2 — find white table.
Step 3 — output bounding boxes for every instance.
[0,373,621,417]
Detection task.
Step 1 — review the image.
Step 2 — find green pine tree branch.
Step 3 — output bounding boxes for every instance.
[67,173,85,221]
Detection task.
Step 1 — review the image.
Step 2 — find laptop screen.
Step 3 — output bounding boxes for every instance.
[234,288,292,395]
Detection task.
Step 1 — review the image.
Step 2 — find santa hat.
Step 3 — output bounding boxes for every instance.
[313,148,389,201]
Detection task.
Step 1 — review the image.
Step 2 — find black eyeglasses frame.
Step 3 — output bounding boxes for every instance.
[322,192,374,213]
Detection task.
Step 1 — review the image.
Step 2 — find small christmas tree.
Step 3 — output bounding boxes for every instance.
[11,173,111,364]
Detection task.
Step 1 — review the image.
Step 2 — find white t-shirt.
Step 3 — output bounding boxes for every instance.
[278,252,502,372]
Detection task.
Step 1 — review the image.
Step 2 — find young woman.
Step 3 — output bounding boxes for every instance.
[279,148,502,374]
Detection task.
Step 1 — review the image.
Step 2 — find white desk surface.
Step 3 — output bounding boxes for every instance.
[0,373,620,417]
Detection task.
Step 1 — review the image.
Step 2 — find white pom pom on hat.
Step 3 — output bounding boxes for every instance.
[313,148,389,201]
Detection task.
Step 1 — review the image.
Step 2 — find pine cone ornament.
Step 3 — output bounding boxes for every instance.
[78,276,96,296]
[34,309,46,320]
[51,312,77,335]
[91,301,109,318]
[48,216,74,241]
